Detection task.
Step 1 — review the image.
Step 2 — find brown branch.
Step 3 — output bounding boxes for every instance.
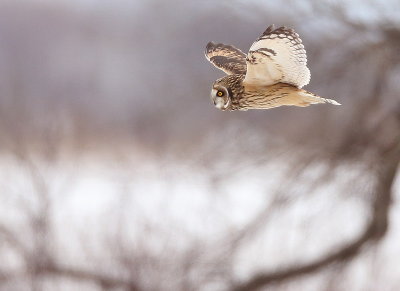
[42,264,141,291]
[232,134,400,291]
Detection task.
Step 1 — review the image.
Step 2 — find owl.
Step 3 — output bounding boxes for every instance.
[205,25,340,111]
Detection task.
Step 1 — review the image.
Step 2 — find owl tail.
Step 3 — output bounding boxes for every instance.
[296,90,341,107]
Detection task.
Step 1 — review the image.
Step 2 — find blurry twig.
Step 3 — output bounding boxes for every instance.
[43,264,140,291]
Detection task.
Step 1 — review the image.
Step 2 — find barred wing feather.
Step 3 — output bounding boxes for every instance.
[243,25,311,88]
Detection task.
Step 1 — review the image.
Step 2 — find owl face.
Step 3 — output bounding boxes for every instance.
[210,75,244,111]
[211,84,231,110]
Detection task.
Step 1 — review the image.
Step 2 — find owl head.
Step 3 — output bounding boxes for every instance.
[210,75,244,111]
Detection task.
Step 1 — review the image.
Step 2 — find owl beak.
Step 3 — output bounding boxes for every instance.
[214,98,225,109]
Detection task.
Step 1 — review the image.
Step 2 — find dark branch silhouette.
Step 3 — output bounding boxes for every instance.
[233,134,400,291]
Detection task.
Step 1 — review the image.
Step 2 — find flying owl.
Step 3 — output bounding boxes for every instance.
[205,25,340,111]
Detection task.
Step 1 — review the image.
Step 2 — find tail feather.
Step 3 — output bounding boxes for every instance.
[298,91,341,106]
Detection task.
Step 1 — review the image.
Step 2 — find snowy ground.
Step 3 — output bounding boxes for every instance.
[1,148,399,290]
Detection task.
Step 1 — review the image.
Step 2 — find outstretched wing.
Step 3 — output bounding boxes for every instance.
[243,25,310,88]
[205,42,247,75]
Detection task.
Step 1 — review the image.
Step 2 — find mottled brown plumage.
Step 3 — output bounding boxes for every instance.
[205,25,341,111]
[205,42,247,75]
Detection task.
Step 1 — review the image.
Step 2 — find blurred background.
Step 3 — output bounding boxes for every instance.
[0,0,399,290]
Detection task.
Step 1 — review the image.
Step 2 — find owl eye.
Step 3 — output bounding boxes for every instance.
[216,91,224,97]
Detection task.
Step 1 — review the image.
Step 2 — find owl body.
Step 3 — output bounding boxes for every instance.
[212,74,338,111]
[205,25,340,111]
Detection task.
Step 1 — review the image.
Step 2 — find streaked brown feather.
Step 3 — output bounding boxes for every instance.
[238,83,340,110]
[205,42,247,75]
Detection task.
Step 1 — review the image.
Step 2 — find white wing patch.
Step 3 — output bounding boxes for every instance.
[243,25,311,88]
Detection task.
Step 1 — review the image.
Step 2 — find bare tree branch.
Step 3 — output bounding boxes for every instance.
[232,126,400,291]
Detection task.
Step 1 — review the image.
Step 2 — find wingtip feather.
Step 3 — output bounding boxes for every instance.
[205,42,215,59]
[205,41,214,52]
[328,99,341,105]
[262,24,275,35]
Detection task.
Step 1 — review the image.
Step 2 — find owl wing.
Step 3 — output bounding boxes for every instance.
[243,25,310,88]
[205,42,247,75]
